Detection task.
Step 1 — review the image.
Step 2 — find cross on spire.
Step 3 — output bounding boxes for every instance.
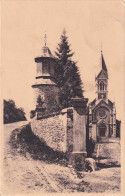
[44,33,47,46]
[101,42,103,54]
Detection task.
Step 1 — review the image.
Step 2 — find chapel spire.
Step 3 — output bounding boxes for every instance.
[95,50,108,101]
[101,50,107,73]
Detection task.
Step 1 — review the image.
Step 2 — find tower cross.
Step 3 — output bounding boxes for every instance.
[44,33,47,46]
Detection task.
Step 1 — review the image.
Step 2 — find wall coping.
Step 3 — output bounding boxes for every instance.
[36,107,74,120]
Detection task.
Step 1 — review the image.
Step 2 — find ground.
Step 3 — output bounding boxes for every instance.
[2,121,121,194]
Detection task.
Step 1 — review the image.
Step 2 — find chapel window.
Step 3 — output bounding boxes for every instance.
[100,81,104,91]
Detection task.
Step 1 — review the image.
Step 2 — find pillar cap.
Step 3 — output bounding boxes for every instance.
[71,97,88,108]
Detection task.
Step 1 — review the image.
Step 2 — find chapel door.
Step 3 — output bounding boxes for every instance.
[100,127,105,137]
[99,123,106,137]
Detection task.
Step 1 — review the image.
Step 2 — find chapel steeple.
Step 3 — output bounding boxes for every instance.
[96,51,108,101]
[88,50,119,142]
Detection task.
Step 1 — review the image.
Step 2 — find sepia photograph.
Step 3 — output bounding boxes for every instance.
[1,0,125,195]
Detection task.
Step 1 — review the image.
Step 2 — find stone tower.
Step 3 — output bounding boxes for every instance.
[32,35,60,117]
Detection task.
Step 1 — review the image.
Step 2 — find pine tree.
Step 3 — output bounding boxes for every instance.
[55,30,83,108]
[36,95,44,107]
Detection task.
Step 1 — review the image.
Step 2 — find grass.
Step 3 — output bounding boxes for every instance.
[9,123,68,166]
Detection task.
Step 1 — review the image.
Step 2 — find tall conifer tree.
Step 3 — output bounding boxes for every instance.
[55,30,83,108]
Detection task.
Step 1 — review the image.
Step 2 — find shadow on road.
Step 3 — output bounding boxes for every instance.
[9,123,68,166]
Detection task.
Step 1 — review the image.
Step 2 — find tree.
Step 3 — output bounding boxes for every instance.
[55,29,83,108]
[4,99,27,124]
[36,95,44,107]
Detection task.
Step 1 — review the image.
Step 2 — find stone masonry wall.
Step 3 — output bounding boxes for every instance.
[31,111,69,152]
[31,105,87,157]
[33,85,60,114]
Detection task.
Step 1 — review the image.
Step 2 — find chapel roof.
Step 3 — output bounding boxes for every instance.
[90,99,96,107]
[108,99,113,108]
[90,98,114,111]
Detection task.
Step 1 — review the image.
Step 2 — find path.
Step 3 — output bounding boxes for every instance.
[2,121,121,194]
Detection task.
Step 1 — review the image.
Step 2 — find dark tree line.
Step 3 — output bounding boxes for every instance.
[55,29,83,108]
[4,99,27,124]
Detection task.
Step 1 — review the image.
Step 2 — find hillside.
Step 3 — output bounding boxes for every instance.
[2,122,121,194]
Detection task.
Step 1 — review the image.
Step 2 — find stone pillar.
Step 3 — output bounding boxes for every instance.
[88,104,92,139]
[69,97,88,170]
[112,102,116,137]
[89,123,93,138]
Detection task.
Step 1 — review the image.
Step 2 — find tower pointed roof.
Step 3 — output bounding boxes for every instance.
[96,51,108,80]
[101,51,107,72]
[42,45,53,57]
[35,34,55,63]
[41,33,53,58]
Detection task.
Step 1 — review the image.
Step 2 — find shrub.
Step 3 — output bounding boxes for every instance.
[86,137,95,157]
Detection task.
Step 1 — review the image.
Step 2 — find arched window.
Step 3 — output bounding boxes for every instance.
[100,81,104,91]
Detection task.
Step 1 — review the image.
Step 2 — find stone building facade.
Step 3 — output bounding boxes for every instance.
[88,52,120,142]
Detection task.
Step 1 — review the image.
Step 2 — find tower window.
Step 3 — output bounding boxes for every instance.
[100,81,104,91]
[37,63,42,75]
[42,62,50,74]
[98,93,106,99]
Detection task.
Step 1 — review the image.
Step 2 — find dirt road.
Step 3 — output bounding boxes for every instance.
[2,121,121,194]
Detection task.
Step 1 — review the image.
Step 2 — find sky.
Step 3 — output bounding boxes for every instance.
[1,0,124,120]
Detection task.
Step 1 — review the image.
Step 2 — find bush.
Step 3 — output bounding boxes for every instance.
[4,99,27,124]
[30,110,36,118]
[86,137,95,157]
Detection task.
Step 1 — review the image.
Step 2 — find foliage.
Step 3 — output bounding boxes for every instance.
[86,137,95,157]
[55,30,83,108]
[36,95,44,107]
[30,110,36,119]
[4,99,27,124]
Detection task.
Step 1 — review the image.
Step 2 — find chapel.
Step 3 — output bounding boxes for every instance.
[88,51,120,142]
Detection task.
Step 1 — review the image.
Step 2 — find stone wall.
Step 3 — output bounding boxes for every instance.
[31,109,72,152]
[31,98,88,160]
